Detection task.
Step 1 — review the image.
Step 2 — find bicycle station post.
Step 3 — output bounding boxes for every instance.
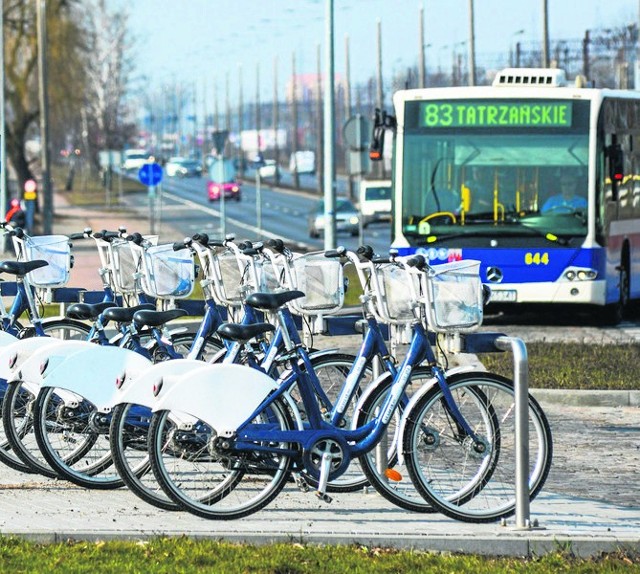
[495,335,532,529]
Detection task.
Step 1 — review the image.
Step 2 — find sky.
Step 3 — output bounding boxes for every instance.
[111,0,639,109]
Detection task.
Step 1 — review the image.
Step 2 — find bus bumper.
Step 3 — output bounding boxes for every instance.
[487,279,607,306]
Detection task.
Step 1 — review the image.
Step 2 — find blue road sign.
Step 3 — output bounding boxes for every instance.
[138,162,163,186]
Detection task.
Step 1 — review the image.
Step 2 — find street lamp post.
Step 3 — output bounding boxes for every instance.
[510,29,525,67]
[37,0,53,234]
[323,0,336,250]
[0,0,7,247]
[468,0,476,86]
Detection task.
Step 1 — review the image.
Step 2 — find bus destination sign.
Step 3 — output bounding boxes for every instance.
[420,101,573,128]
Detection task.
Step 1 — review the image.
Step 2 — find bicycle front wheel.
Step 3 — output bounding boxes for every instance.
[403,372,553,523]
[149,397,295,520]
[357,366,437,513]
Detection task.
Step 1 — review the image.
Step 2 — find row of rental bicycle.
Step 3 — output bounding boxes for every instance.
[0,223,553,523]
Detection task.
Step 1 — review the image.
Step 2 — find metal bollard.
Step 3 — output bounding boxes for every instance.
[495,336,531,529]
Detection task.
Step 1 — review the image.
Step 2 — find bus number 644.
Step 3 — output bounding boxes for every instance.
[525,252,549,265]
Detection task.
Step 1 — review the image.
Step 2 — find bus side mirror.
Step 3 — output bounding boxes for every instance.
[607,143,624,200]
[369,108,396,162]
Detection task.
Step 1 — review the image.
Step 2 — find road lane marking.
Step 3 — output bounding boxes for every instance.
[158,189,314,249]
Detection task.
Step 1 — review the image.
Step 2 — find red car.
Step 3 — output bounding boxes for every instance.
[207,158,241,202]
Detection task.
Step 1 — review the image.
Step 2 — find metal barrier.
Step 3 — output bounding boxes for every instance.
[10,287,536,527]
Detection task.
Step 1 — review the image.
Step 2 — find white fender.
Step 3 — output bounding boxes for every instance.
[0,331,18,347]
[152,363,277,437]
[0,337,77,381]
[40,346,152,411]
[112,358,205,408]
[9,340,97,384]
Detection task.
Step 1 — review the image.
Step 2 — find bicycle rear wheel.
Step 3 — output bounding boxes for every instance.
[403,372,553,523]
[33,386,124,489]
[0,380,37,474]
[42,318,92,340]
[110,402,178,510]
[2,380,58,477]
[169,333,224,361]
[149,396,294,520]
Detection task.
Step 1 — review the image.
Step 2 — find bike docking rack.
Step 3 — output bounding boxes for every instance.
[0,227,543,528]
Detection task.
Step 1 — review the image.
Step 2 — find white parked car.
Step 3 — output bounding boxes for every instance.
[258,159,279,179]
[121,149,151,171]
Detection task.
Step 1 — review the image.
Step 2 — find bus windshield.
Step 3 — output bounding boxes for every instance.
[400,98,591,246]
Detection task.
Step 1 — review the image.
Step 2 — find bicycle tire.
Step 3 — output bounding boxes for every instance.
[41,318,92,340]
[169,332,224,361]
[149,396,295,520]
[0,319,90,474]
[0,381,37,474]
[403,372,553,523]
[2,380,58,477]
[109,402,178,511]
[33,386,124,489]
[356,366,438,512]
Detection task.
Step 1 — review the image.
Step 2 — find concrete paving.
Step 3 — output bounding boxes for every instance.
[0,402,638,559]
[0,190,637,557]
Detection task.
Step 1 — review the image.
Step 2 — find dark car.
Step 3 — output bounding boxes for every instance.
[308,197,360,238]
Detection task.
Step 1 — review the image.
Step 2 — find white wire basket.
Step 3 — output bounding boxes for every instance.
[140,243,195,299]
[423,259,484,333]
[22,235,71,288]
[110,239,140,294]
[213,249,247,306]
[258,256,286,293]
[372,261,421,325]
[288,252,344,316]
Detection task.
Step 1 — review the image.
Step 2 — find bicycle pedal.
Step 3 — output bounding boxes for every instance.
[294,475,310,493]
[315,491,332,504]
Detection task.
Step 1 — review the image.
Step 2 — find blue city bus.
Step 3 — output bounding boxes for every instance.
[382,67,640,323]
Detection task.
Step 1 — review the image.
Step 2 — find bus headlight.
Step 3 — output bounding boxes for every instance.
[562,267,597,281]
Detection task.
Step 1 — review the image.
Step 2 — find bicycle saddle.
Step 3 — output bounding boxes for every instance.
[66,301,118,321]
[133,308,188,328]
[0,260,48,277]
[216,322,275,343]
[102,303,155,323]
[245,290,305,311]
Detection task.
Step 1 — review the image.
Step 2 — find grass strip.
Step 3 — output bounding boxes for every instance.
[0,538,639,573]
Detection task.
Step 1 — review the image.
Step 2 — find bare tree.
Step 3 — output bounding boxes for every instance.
[3,0,87,192]
[79,0,136,167]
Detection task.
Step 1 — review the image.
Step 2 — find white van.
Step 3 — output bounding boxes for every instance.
[359,179,391,226]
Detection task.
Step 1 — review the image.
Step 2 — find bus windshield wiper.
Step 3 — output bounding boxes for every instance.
[506,219,571,245]
[412,224,569,246]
